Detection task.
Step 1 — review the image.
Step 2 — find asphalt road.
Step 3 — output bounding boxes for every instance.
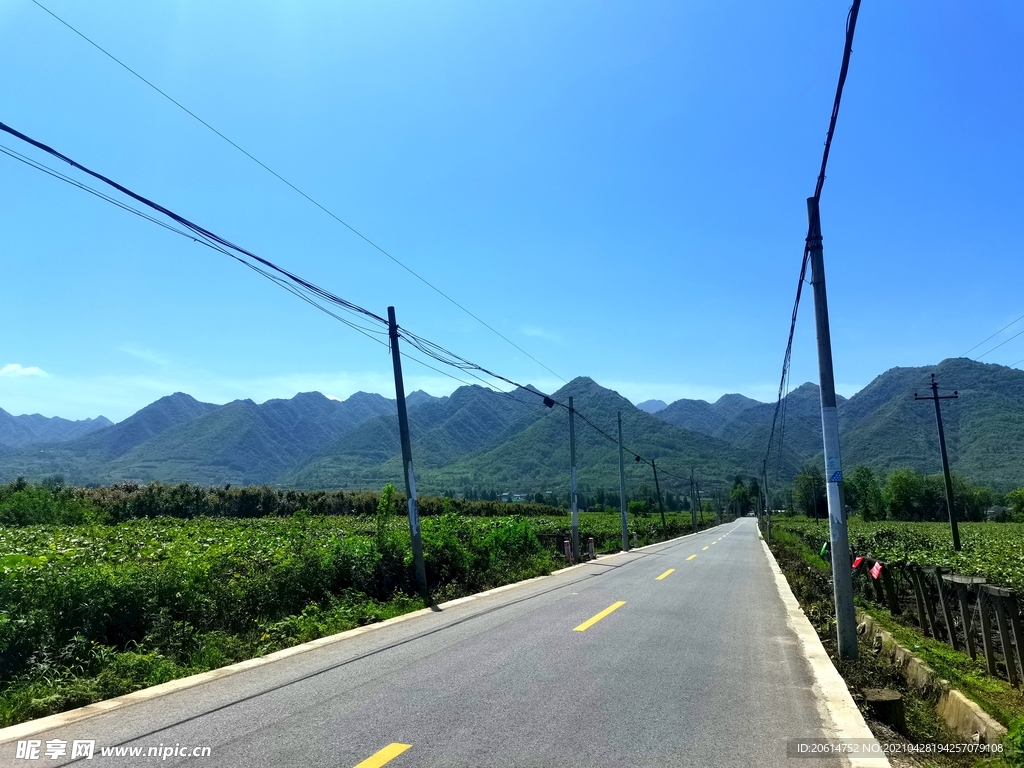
[1,518,855,767]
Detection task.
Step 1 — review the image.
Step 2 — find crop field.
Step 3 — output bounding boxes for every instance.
[0,486,712,726]
[771,517,1024,594]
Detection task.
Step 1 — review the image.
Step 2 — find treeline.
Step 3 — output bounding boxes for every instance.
[0,478,560,527]
[784,465,1024,523]
[452,484,698,513]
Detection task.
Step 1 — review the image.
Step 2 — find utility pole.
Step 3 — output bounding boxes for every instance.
[915,374,961,551]
[617,411,628,551]
[651,459,666,529]
[763,461,771,543]
[690,469,698,533]
[387,306,429,601]
[569,396,579,559]
[807,197,857,660]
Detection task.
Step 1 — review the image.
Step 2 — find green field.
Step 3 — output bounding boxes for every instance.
[0,483,713,727]
[770,516,1024,594]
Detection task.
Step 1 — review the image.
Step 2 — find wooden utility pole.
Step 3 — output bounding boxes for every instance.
[617,411,629,551]
[807,197,857,660]
[569,396,579,559]
[387,306,428,600]
[915,374,961,551]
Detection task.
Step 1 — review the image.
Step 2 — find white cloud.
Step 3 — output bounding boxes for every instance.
[0,363,48,378]
[521,326,563,344]
[119,345,170,367]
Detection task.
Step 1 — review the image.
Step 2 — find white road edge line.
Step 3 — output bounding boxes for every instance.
[758,528,890,768]
[0,524,723,743]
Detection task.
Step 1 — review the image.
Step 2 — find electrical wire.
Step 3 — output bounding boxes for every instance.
[764,0,862,486]
[0,143,391,348]
[29,0,568,387]
[975,327,1024,361]
[960,312,1024,357]
[3,118,680,496]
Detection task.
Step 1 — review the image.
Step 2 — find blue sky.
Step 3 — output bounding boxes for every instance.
[2,0,1022,422]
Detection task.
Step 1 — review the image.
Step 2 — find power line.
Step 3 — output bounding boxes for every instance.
[3,118,678,494]
[976,326,1024,361]
[29,0,568,387]
[764,1,861,485]
[960,311,1024,358]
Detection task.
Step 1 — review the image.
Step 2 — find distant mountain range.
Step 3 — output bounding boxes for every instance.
[3,358,1023,493]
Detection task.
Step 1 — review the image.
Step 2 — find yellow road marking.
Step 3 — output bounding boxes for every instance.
[574,601,626,632]
[353,743,412,768]
[687,554,697,560]
[702,546,709,551]
[655,568,675,581]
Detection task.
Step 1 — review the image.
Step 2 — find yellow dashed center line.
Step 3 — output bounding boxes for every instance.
[574,601,626,632]
[702,546,709,551]
[687,554,698,560]
[655,568,675,581]
[712,541,717,545]
[353,743,412,768]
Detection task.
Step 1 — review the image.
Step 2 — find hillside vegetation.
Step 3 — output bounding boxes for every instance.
[0,480,713,726]
[3,358,1024,493]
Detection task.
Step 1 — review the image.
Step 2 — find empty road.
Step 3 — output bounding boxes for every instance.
[1,518,876,767]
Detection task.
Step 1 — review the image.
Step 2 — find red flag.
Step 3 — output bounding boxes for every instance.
[870,561,883,579]
[852,556,864,569]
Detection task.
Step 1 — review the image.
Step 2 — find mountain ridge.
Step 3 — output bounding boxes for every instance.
[2,358,1022,491]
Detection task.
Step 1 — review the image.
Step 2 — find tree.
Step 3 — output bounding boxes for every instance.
[883,468,939,520]
[748,478,761,514]
[792,465,826,519]
[1005,487,1024,521]
[847,465,884,521]
[730,477,751,516]
[633,484,656,516]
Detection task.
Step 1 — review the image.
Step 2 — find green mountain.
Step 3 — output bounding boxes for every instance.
[414,377,757,499]
[0,391,396,487]
[837,358,1024,488]
[281,385,550,490]
[70,393,220,459]
[654,358,1024,490]
[0,408,112,449]
[3,358,1023,493]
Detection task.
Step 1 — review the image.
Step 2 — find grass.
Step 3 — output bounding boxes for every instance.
[0,500,718,727]
[764,523,1020,767]
[857,603,1024,729]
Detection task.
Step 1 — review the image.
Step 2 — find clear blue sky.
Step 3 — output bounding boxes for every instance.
[2,0,1022,422]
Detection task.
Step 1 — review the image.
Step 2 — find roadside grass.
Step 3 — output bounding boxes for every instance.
[0,496,716,728]
[764,525,1003,768]
[856,603,1024,730]
[768,516,1024,766]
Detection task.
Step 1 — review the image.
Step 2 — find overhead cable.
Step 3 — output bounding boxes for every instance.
[764,0,862,484]
[29,0,568,386]
[2,119,676,491]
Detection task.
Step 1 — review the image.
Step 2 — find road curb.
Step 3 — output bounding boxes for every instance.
[856,611,1007,744]
[0,522,721,744]
[759,535,890,768]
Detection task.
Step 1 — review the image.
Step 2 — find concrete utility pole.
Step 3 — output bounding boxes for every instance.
[569,396,579,559]
[690,468,698,533]
[651,459,667,529]
[387,306,429,601]
[806,197,857,660]
[915,374,961,551]
[618,411,629,551]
